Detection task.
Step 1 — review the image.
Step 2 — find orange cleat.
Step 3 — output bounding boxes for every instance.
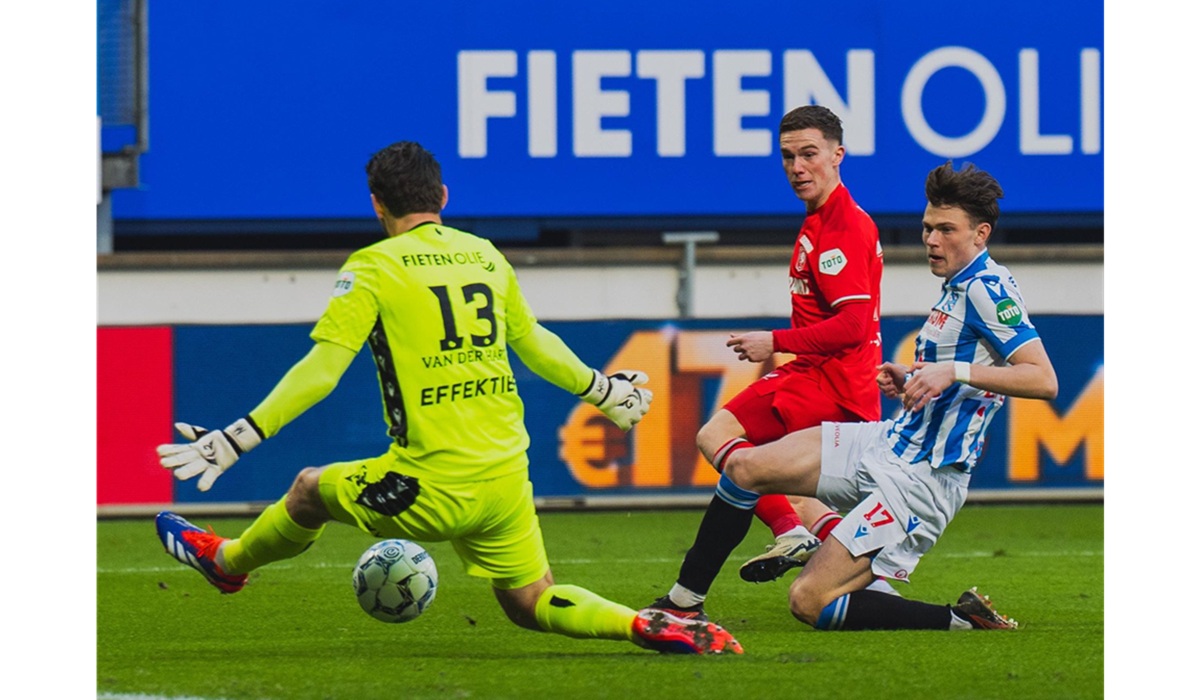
[632,609,744,655]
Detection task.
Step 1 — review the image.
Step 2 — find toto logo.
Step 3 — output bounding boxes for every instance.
[996,298,1023,326]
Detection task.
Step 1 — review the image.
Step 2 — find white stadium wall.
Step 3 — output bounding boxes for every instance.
[98,246,1101,326]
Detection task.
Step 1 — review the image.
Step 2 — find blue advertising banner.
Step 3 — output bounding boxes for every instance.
[108,1,1102,224]
[160,315,1103,506]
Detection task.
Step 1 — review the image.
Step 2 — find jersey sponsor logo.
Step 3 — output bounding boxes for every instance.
[790,276,810,295]
[421,346,507,368]
[818,248,847,275]
[400,251,489,267]
[995,298,1024,326]
[920,312,946,342]
[333,271,355,297]
[420,373,517,405]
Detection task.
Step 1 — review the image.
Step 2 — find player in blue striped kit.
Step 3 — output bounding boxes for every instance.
[697,160,1058,630]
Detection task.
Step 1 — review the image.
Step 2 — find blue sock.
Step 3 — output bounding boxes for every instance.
[816,594,851,630]
[715,472,760,510]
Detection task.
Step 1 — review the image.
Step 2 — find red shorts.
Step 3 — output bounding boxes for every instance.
[724,362,860,445]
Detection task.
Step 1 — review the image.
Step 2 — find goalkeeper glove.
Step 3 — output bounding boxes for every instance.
[578,369,653,431]
[157,417,264,492]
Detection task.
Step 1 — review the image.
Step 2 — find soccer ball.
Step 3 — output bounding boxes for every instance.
[352,539,438,623]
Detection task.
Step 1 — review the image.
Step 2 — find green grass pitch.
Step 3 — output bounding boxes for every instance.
[97,503,1102,699]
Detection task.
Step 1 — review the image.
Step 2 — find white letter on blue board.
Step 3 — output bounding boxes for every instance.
[637,50,705,157]
[1019,49,1072,155]
[901,47,1005,158]
[458,51,518,158]
[573,51,632,157]
[713,50,773,156]
[783,49,875,155]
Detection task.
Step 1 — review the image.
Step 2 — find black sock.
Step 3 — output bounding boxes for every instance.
[834,589,953,630]
[675,494,756,596]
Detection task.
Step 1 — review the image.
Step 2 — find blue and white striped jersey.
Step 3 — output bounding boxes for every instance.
[884,250,1041,472]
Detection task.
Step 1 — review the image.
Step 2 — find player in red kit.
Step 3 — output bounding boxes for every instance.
[647,105,886,621]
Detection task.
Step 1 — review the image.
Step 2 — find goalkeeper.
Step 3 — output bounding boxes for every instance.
[154,141,741,656]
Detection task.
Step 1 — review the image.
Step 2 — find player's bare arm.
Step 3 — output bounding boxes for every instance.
[952,339,1057,400]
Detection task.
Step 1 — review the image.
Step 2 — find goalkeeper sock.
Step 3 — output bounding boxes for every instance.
[534,584,637,641]
[221,497,325,574]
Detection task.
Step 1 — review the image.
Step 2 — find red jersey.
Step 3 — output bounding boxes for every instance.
[784,182,883,420]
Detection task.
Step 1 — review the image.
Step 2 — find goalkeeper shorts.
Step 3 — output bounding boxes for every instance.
[319,457,549,590]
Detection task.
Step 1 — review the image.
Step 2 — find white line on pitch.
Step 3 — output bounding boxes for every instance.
[99,550,1101,575]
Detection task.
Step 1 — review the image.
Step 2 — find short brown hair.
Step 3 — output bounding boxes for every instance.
[924,160,1004,228]
[779,105,843,144]
[365,141,444,217]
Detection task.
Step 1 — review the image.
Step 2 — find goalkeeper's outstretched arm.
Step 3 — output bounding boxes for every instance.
[508,323,593,393]
[158,340,357,491]
[509,323,653,431]
[248,340,358,437]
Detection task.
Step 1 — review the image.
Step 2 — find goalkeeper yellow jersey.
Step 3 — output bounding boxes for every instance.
[311,222,535,483]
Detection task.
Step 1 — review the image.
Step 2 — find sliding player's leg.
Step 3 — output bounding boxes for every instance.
[770,423,1005,630]
[735,370,862,583]
[155,464,332,592]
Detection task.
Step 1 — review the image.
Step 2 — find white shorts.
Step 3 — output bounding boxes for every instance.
[815,421,970,582]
